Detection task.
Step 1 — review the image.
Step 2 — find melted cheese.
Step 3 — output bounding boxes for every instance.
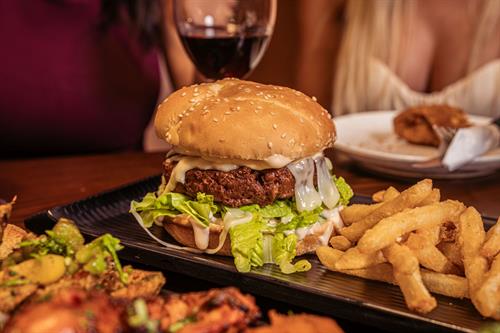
[287,158,322,212]
[190,220,210,250]
[314,156,340,209]
[205,208,253,254]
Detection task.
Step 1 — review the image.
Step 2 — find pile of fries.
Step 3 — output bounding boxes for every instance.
[316,179,500,318]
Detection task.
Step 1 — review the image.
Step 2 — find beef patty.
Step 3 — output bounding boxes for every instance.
[164,160,295,207]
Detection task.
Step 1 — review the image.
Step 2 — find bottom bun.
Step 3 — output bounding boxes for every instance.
[163,214,330,257]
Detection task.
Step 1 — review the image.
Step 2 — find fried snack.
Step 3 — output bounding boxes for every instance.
[480,218,500,259]
[372,190,385,203]
[340,203,382,226]
[474,254,500,320]
[372,187,400,203]
[329,235,352,251]
[316,246,469,299]
[382,244,437,314]
[405,232,460,274]
[437,242,463,269]
[0,224,27,260]
[415,225,440,245]
[334,247,386,270]
[393,105,469,147]
[340,179,433,242]
[0,196,16,224]
[457,207,490,317]
[419,269,469,299]
[247,310,345,333]
[358,200,465,254]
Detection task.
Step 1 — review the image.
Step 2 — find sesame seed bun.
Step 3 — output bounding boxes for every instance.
[154,78,336,161]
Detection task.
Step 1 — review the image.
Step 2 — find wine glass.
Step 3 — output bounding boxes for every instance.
[174,0,277,80]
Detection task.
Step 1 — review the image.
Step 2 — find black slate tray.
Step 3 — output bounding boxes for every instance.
[25,176,497,333]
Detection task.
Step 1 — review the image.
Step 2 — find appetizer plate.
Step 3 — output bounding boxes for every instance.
[334,111,500,179]
[25,176,497,333]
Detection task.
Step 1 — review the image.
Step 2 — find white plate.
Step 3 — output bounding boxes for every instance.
[334,111,500,179]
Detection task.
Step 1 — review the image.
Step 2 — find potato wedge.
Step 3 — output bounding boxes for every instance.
[357,200,465,254]
[474,253,500,319]
[340,179,433,242]
[340,203,382,226]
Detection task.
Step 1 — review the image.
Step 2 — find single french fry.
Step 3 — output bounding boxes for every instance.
[341,179,433,242]
[334,247,386,270]
[316,247,469,299]
[340,203,382,226]
[329,235,352,251]
[383,243,437,314]
[372,190,385,203]
[405,232,460,274]
[316,246,394,283]
[358,200,465,254]
[480,218,500,259]
[437,242,463,269]
[475,253,500,319]
[458,207,490,316]
[415,225,440,245]
[420,269,469,299]
[383,186,400,201]
[417,188,441,206]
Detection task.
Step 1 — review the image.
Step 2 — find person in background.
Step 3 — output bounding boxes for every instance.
[296,0,500,116]
[0,0,195,157]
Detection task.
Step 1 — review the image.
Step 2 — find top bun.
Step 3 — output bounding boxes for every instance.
[155,79,336,161]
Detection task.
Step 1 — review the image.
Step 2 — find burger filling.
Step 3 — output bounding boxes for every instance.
[130,153,353,274]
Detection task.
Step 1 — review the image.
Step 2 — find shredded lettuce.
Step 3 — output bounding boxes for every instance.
[333,176,354,206]
[229,217,264,273]
[272,233,311,274]
[241,200,292,218]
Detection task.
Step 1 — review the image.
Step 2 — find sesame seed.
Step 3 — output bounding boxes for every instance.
[256,106,263,110]
[202,111,209,115]
[312,96,317,102]
[267,142,273,149]
[193,92,200,97]
[244,88,251,93]
[224,111,231,115]
[194,87,199,93]
[189,98,196,103]
[270,112,276,116]
[203,105,209,110]
[294,91,301,96]
[181,92,187,97]
[289,139,295,145]
[213,118,219,122]
[249,101,255,105]
[254,110,259,114]
[281,133,287,139]
[272,124,277,129]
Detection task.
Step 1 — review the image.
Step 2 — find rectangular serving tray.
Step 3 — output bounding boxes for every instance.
[25,176,497,333]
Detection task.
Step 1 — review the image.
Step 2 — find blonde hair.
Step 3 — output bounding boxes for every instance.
[333,0,500,115]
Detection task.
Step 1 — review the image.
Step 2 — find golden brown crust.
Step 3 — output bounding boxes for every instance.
[394,105,470,146]
[155,79,336,160]
[164,215,327,257]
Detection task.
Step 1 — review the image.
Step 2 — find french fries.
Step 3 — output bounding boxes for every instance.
[329,235,352,251]
[334,247,386,270]
[340,179,433,242]
[357,200,465,254]
[315,181,498,319]
[474,254,500,319]
[481,218,500,259]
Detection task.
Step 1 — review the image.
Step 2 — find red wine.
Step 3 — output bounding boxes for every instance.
[179,29,270,79]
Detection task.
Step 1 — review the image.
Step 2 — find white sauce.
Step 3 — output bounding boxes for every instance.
[205,208,253,254]
[190,220,210,250]
[321,207,344,234]
[287,158,322,212]
[314,156,340,209]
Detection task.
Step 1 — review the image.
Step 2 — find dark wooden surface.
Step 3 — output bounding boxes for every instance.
[1,150,499,227]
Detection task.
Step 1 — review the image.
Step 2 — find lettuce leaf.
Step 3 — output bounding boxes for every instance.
[229,217,264,273]
[333,176,354,206]
[275,207,323,233]
[272,233,311,274]
[130,192,218,228]
[240,200,292,218]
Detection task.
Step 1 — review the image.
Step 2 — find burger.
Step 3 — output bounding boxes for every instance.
[130,79,352,273]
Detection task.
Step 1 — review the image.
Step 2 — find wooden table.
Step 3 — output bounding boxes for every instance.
[1,150,499,227]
